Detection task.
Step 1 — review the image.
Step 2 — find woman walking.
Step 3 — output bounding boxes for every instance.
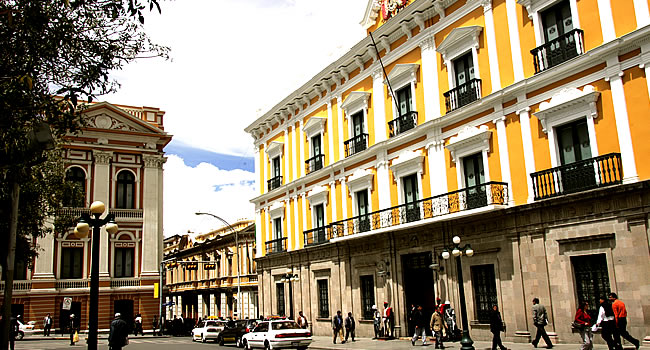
[594,296,621,350]
[574,301,593,350]
[489,305,507,350]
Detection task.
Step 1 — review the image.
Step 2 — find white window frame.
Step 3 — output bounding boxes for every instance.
[517,0,580,47]
[307,185,329,229]
[110,231,140,279]
[385,64,420,120]
[112,168,140,209]
[389,151,424,204]
[65,165,90,207]
[266,141,284,178]
[445,125,492,188]
[346,169,374,215]
[341,91,371,142]
[57,232,89,280]
[269,202,285,240]
[534,85,600,167]
[303,117,327,159]
[436,26,483,90]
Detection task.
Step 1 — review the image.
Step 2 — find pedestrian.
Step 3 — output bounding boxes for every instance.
[383,301,394,338]
[109,313,129,350]
[43,313,53,336]
[297,311,309,329]
[594,296,620,350]
[411,305,428,346]
[531,297,553,349]
[332,310,344,344]
[609,293,640,350]
[134,313,143,336]
[490,305,507,350]
[372,305,381,339]
[408,304,416,336]
[152,315,158,336]
[345,312,356,342]
[69,314,78,346]
[9,316,18,350]
[430,308,445,349]
[443,301,458,341]
[574,301,593,350]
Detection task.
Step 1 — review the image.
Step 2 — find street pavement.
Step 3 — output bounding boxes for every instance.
[14,334,644,350]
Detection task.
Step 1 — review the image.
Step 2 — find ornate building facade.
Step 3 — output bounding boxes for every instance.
[163,220,258,321]
[1,102,170,332]
[245,0,650,343]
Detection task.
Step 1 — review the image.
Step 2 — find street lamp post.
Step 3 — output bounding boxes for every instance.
[75,201,118,350]
[195,213,241,319]
[280,272,299,320]
[441,235,475,350]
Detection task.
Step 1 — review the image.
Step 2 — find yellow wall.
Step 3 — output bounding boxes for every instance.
[289,199,296,249]
[260,209,267,255]
[621,67,650,179]
[297,196,304,249]
[371,168,380,211]
[517,3,536,78]
[505,113,529,205]
[383,48,425,125]
[445,145,459,191]
[611,0,638,38]
[493,0,515,87]
[591,80,620,155]
[332,98,341,163]
[578,0,604,51]
[487,123,502,182]
[258,144,265,195]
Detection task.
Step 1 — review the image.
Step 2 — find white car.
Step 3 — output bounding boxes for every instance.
[242,320,311,350]
[191,319,226,343]
[15,320,35,340]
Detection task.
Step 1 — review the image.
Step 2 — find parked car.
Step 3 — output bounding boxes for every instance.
[15,320,35,340]
[191,319,226,343]
[242,319,311,349]
[217,319,262,347]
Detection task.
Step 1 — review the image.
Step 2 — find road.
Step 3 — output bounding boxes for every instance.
[15,336,231,350]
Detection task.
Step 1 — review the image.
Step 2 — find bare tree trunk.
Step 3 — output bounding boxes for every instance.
[1,180,20,349]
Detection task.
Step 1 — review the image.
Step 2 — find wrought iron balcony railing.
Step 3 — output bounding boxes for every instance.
[305,154,325,174]
[265,237,287,254]
[443,78,482,113]
[0,281,32,292]
[530,153,622,201]
[531,29,584,74]
[110,278,140,288]
[56,279,90,289]
[303,226,330,246]
[344,133,369,157]
[323,182,508,239]
[388,111,418,138]
[267,176,282,191]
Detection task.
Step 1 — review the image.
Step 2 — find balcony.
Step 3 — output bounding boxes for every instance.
[305,154,324,174]
[303,226,330,246]
[388,111,418,138]
[531,29,584,74]
[327,182,508,239]
[444,78,482,113]
[530,153,622,201]
[344,133,369,157]
[265,237,287,254]
[267,176,282,191]
[56,279,89,289]
[110,209,143,221]
[0,280,32,292]
[110,278,140,288]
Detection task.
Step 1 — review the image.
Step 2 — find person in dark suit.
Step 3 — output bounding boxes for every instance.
[109,313,129,350]
[490,305,507,350]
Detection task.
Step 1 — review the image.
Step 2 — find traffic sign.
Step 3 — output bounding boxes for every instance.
[62,297,72,310]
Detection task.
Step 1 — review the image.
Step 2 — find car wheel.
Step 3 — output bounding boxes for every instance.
[15,331,24,340]
[236,337,243,348]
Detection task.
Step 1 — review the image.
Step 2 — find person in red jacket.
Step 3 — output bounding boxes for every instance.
[608,293,640,350]
[574,301,593,350]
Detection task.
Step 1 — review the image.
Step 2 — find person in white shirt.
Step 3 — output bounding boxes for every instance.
[593,296,620,350]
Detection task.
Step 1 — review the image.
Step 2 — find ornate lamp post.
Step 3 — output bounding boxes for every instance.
[441,235,475,350]
[75,201,118,350]
[279,272,299,320]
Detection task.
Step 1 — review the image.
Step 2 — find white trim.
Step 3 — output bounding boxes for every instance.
[346,168,374,195]
[285,198,293,251]
[299,121,305,177]
[266,141,284,161]
[390,151,425,204]
[335,96,345,161]
[445,125,492,163]
[386,64,420,120]
[633,0,650,27]
[303,117,327,140]
[269,202,285,220]
[300,194,308,245]
[307,185,329,207]
[341,91,371,116]
[419,36,441,120]
[372,71,387,143]
[360,0,381,29]
[534,85,600,167]
[518,0,581,47]
[482,1,501,92]
[329,182,338,222]
[493,116,514,205]
[327,102,335,163]
[284,129,290,184]
[506,0,525,82]
[517,106,537,203]
[596,0,616,42]
[426,137,448,196]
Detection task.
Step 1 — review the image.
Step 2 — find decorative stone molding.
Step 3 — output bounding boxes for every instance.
[346,169,374,194]
[269,201,285,219]
[437,26,483,65]
[302,117,327,140]
[385,64,419,90]
[481,0,492,12]
[390,150,424,179]
[266,141,284,160]
[143,154,166,168]
[341,91,371,116]
[535,85,600,133]
[306,185,329,207]
[419,36,435,51]
[445,125,492,162]
[92,113,137,131]
[518,0,558,20]
[93,150,113,165]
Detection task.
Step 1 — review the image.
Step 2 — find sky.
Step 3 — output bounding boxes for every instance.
[106,0,368,237]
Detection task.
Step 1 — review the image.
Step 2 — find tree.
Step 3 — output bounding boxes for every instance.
[0,0,169,347]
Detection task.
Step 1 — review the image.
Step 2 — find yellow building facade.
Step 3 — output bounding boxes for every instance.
[245,0,650,342]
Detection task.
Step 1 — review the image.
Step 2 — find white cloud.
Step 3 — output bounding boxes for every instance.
[106,0,368,157]
[163,154,257,237]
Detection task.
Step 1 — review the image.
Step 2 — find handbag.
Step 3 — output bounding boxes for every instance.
[571,321,584,330]
[73,331,79,343]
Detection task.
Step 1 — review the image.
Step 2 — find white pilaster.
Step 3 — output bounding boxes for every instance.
[327,100,335,164]
[640,44,650,99]
[376,156,391,209]
[339,179,348,232]
[142,154,165,276]
[633,0,650,27]
[210,294,217,317]
[506,0,525,82]
[285,199,292,251]
[291,125,298,181]
[255,209,262,258]
[493,116,514,205]
[263,145,269,192]
[300,194,308,246]
[336,96,345,161]
[254,146,261,195]
[197,294,204,319]
[373,69,387,142]
[482,0,502,91]
[283,129,289,183]
[92,150,112,278]
[419,36,441,120]
[606,60,639,183]
[517,107,537,203]
[329,181,338,222]
[299,120,305,177]
[596,0,616,42]
[33,225,55,279]
[426,137,448,196]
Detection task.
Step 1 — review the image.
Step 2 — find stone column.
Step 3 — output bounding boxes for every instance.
[605,60,639,183]
[482,0,501,92]
[210,294,216,317]
[92,150,112,278]
[516,107,536,203]
[426,136,447,196]
[327,99,335,164]
[33,225,55,279]
[506,0,525,82]
[376,157,391,209]
[493,116,514,204]
[419,36,441,121]
[596,0,616,42]
[142,154,166,277]
[197,294,203,319]
[301,194,308,244]
[373,69,387,143]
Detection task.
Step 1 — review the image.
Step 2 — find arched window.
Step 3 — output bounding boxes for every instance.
[65,167,86,207]
[116,171,135,209]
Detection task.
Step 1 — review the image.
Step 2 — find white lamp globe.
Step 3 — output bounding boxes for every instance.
[441,251,450,260]
[75,223,89,238]
[465,247,474,257]
[452,248,461,257]
[90,201,105,214]
[72,228,79,239]
[452,236,461,244]
[106,222,118,235]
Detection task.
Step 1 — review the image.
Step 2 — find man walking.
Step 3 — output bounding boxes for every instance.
[372,305,381,339]
[531,298,553,349]
[297,311,308,329]
[383,301,394,338]
[43,313,52,336]
[609,293,640,350]
[490,305,507,350]
[69,314,77,346]
[411,305,427,346]
[332,310,344,344]
[109,313,129,350]
[345,312,356,342]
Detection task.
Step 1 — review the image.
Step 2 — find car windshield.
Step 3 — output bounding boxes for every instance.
[205,321,222,327]
[271,321,300,330]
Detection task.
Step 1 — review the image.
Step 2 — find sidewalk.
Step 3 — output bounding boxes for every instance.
[21,333,168,341]
[308,336,641,350]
